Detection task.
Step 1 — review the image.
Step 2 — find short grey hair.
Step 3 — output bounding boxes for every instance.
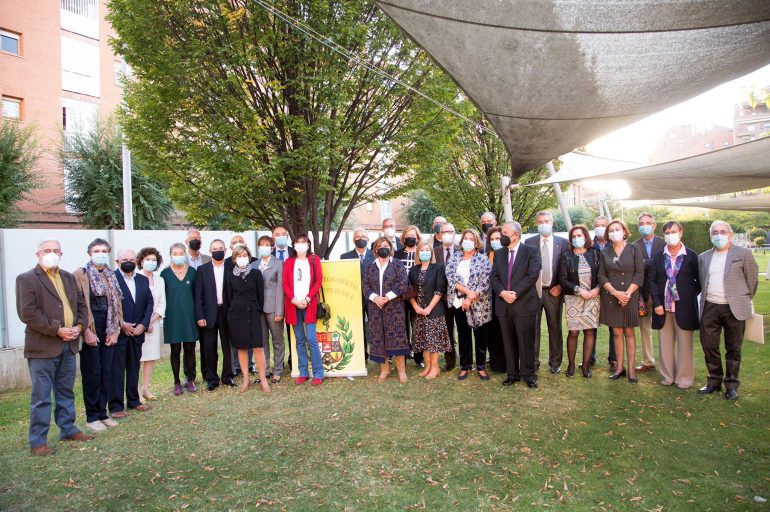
[593,215,609,225]
[353,227,368,238]
[503,221,522,234]
[441,222,455,232]
[210,238,226,249]
[637,212,655,223]
[535,210,553,220]
[116,248,136,260]
[169,242,187,255]
[433,216,446,224]
[37,239,61,251]
[480,211,497,222]
[709,220,733,233]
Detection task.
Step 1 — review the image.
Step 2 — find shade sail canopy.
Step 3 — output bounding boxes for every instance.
[536,137,770,200]
[375,0,770,176]
[659,194,770,212]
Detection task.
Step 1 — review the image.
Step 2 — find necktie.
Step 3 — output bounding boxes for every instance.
[446,248,450,262]
[541,238,551,286]
[359,253,364,262]
[279,250,285,261]
[507,249,515,289]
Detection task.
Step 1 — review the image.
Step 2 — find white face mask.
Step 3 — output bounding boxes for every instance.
[442,233,455,245]
[594,226,606,238]
[664,233,681,246]
[383,227,395,238]
[142,259,158,272]
[41,252,60,270]
[258,246,272,258]
[236,256,250,268]
[294,243,309,255]
[608,231,624,242]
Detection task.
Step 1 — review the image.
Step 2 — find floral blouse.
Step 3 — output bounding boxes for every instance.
[446,252,493,329]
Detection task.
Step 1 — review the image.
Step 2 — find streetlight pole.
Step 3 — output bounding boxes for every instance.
[120,56,133,230]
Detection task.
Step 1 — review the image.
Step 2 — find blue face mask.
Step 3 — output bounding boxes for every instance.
[711,234,729,249]
[275,235,288,248]
[572,237,585,248]
[171,255,187,266]
[418,250,431,262]
[490,240,502,251]
[537,223,553,236]
[142,260,158,272]
[258,246,271,258]
[639,225,654,236]
[91,253,109,266]
[461,240,475,253]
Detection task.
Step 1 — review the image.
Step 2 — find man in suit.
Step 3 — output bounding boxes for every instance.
[633,212,666,373]
[434,222,461,371]
[525,210,569,374]
[16,239,93,455]
[111,249,154,418]
[195,239,236,390]
[341,227,375,360]
[697,220,758,400]
[479,211,497,254]
[490,222,542,388]
[185,228,211,270]
[431,216,446,248]
[374,218,403,252]
[271,226,295,262]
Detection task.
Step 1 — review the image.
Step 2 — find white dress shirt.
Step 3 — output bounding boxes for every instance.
[293,258,311,301]
[212,260,225,305]
[369,259,398,302]
[121,271,136,301]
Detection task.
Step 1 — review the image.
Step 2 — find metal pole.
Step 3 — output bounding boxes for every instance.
[546,161,572,230]
[501,176,513,222]
[122,143,133,230]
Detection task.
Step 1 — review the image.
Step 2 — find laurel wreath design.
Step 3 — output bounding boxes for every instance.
[325,315,355,372]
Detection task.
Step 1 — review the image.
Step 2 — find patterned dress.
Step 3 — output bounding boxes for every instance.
[363,259,410,363]
[411,268,452,353]
[565,254,600,330]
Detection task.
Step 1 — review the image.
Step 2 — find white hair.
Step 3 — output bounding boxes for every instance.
[353,226,368,237]
[503,221,522,234]
[535,210,553,220]
[709,220,733,234]
[116,248,136,260]
[37,239,61,251]
[480,211,497,222]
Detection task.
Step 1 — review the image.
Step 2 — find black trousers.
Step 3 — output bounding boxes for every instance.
[456,311,489,371]
[406,303,425,365]
[444,308,460,368]
[171,342,196,384]
[700,301,745,390]
[80,311,113,422]
[534,288,564,369]
[109,337,142,413]
[498,312,537,381]
[487,316,507,373]
[201,306,234,385]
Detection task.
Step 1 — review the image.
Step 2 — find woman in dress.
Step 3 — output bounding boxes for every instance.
[254,235,285,384]
[282,234,325,386]
[364,236,409,382]
[559,225,600,378]
[446,229,493,381]
[225,244,269,393]
[484,227,506,373]
[408,241,452,379]
[598,220,645,383]
[136,247,166,401]
[160,242,199,396]
[394,225,421,367]
[648,221,701,389]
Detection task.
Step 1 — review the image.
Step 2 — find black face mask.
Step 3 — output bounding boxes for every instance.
[404,237,417,248]
[434,224,442,234]
[500,235,511,247]
[481,223,493,234]
[188,239,202,251]
[376,247,391,258]
[211,250,225,261]
[120,261,136,273]
[354,239,368,249]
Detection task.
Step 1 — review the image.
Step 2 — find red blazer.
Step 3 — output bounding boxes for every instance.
[282,254,323,325]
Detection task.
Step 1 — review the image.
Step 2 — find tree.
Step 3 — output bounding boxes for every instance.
[552,205,597,232]
[416,111,558,231]
[403,189,441,233]
[61,118,174,229]
[0,119,39,227]
[108,0,461,258]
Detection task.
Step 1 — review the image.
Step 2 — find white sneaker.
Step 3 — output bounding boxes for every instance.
[101,418,119,428]
[86,421,107,432]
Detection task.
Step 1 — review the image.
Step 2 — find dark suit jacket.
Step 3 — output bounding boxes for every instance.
[194,261,226,328]
[490,244,541,316]
[648,247,701,330]
[16,265,89,358]
[340,248,375,279]
[633,235,666,300]
[408,263,448,319]
[115,272,154,345]
[271,247,295,261]
[434,244,461,266]
[559,247,601,294]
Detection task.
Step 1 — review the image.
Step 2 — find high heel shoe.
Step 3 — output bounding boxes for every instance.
[565,364,575,378]
[582,369,593,379]
[628,372,638,384]
[608,368,626,380]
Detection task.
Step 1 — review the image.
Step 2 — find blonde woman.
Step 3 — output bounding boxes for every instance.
[395,225,423,367]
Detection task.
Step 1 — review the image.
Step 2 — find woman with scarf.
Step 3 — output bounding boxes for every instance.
[73,238,124,433]
[648,221,701,389]
[224,244,269,393]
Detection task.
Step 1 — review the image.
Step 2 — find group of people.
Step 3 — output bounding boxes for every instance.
[17,212,759,455]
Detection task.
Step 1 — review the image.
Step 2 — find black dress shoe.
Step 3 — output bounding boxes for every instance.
[609,368,627,380]
[550,366,561,375]
[502,377,519,386]
[443,365,455,372]
[698,385,721,394]
[565,365,575,378]
[222,380,237,387]
[724,389,738,400]
[207,382,219,391]
[526,380,538,389]
[582,370,592,379]
[457,370,470,381]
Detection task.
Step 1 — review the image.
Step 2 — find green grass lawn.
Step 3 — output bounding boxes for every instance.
[1,284,769,511]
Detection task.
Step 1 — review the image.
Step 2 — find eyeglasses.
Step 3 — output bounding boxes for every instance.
[710,230,730,236]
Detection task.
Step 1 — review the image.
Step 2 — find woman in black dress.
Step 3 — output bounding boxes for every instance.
[224,245,269,393]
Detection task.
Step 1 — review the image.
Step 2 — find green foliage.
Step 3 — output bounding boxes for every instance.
[699,210,770,232]
[403,189,441,233]
[416,110,557,231]
[754,236,766,247]
[622,205,673,225]
[108,0,461,258]
[61,118,174,229]
[747,227,766,242]
[551,206,597,232]
[0,119,39,227]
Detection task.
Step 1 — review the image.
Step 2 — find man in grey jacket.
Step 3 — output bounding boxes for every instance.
[697,221,758,400]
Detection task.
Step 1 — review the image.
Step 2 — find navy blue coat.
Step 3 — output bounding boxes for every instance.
[648,247,701,331]
[115,272,154,345]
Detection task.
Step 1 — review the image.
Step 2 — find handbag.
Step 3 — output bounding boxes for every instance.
[744,303,764,344]
[310,256,332,326]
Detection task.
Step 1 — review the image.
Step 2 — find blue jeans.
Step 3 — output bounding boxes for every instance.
[293,309,324,379]
[28,345,80,448]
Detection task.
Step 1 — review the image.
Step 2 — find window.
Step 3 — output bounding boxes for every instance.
[61,37,100,96]
[61,0,97,19]
[1,97,21,120]
[61,0,98,39]
[1,30,20,55]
